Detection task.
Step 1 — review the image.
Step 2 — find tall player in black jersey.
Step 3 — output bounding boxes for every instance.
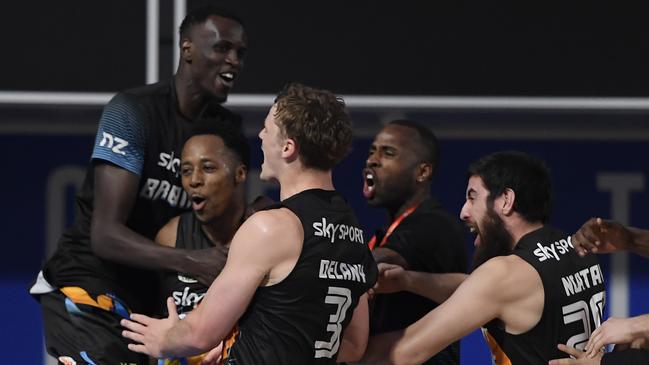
[155,123,250,365]
[360,151,606,365]
[30,6,248,365]
[122,83,379,364]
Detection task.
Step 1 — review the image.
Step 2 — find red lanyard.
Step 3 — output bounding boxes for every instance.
[368,203,420,250]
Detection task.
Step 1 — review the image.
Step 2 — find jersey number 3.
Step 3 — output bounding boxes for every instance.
[314,286,352,359]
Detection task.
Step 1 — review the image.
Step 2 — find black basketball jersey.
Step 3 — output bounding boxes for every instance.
[160,212,214,317]
[42,78,241,313]
[227,189,378,365]
[484,226,606,365]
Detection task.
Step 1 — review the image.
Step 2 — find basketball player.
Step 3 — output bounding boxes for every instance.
[30,6,248,364]
[155,123,249,365]
[360,151,605,365]
[122,83,378,364]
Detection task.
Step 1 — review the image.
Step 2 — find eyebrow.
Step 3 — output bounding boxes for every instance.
[466,188,477,198]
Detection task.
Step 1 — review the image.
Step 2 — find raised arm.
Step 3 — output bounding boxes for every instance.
[122,209,301,357]
[372,263,467,303]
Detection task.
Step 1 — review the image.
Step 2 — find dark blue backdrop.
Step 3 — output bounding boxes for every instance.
[2,130,648,364]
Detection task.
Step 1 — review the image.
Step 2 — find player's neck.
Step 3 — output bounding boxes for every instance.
[508,217,544,249]
[278,168,334,201]
[174,72,210,120]
[201,200,246,246]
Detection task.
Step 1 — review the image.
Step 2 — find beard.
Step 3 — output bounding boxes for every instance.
[472,206,514,270]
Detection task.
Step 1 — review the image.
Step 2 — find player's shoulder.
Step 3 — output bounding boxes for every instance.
[242,208,301,235]
[476,254,537,282]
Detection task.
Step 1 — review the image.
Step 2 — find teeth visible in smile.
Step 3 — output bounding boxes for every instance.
[220,72,234,81]
[469,226,476,233]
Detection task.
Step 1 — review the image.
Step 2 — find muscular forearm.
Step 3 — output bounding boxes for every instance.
[405,272,468,303]
[92,223,224,283]
[161,318,210,357]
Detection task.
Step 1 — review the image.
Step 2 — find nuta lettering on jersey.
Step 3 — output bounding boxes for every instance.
[561,264,604,297]
[533,235,574,262]
[313,217,365,244]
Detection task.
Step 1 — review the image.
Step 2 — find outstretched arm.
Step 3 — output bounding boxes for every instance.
[91,164,227,285]
[361,257,533,365]
[572,217,649,258]
[372,263,467,303]
[583,314,649,357]
[122,210,299,357]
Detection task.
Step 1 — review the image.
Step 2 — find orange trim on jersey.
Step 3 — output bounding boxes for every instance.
[368,203,420,250]
[60,286,115,312]
[221,325,240,363]
[482,328,512,365]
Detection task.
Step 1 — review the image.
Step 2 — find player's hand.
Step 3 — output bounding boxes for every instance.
[585,317,645,357]
[189,246,229,285]
[201,341,223,365]
[121,297,180,357]
[572,217,631,256]
[548,344,602,365]
[372,263,410,295]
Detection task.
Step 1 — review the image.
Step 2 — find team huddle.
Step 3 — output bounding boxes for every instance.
[28,5,649,365]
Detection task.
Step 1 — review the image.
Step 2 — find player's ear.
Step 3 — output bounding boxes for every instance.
[235,164,247,185]
[501,188,515,215]
[282,138,297,160]
[180,38,193,63]
[416,162,433,183]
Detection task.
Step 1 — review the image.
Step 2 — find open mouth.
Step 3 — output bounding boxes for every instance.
[218,72,236,87]
[467,224,481,246]
[191,195,207,211]
[362,170,376,199]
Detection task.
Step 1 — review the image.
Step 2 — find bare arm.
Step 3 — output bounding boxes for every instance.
[372,263,467,303]
[122,210,300,357]
[91,163,226,284]
[337,293,370,363]
[572,217,649,258]
[360,256,540,365]
[584,314,649,357]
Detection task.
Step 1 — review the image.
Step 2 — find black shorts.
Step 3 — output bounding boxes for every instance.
[39,290,149,365]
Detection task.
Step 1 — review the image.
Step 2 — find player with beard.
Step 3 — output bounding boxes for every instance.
[155,123,249,365]
[359,151,606,365]
[30,6,248,364]
[121,83,378,364]
[361,120,467,365]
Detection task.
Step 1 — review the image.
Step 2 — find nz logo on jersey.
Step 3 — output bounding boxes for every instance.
[99,132,129,156]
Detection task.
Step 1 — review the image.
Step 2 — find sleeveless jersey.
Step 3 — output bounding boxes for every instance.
[158,212,223,365]
[227,189,378,365]
[160,212,215,317]
[484,226,606,365]
[41,78,241,313]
